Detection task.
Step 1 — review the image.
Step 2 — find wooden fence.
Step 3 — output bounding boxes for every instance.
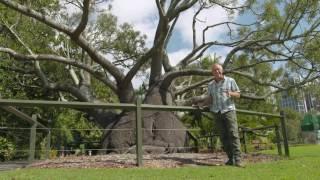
[0,97,289,167]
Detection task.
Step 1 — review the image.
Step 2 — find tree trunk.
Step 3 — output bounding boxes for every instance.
[100,85,189,153]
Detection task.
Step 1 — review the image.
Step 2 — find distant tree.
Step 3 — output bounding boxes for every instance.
[284,108,303,142]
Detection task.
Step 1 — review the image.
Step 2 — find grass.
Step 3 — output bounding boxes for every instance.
[1,145,320,180]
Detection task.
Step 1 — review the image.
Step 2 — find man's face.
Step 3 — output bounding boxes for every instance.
[212,65,224,81]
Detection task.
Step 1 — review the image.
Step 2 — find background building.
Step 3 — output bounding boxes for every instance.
[280,91,307,113]
[280,74,320,113]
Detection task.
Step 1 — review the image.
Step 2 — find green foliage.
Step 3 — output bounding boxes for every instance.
[40,141,58,159]
[262,0,281,22]
[93,12,148,70]
[51,109,102,151]
[75,144,86,156]
[0,136,15,161]
[0,110,31,160]
[245,136,275,152]
[0,1,64,100]
[49,149,58,159]
[92,78,118,103]
[284,108,303,142]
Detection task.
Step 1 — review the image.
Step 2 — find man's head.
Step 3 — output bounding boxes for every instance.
[211,63,224,81]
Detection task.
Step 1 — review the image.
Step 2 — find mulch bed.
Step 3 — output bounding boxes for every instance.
[28,152,281,168]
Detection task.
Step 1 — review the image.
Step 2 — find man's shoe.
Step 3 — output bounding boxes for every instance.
[234,161,245,168]
[224,159,233,166]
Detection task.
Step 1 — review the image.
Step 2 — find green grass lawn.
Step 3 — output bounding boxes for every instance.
[1,145,320,180]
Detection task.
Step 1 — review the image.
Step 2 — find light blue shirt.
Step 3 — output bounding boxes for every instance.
[208,76,240,113]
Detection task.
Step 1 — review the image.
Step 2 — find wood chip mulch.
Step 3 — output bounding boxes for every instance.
[28,152,281,168]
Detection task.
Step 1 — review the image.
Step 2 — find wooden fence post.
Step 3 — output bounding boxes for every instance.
[28,114,37,162]
[275,124,282,156]
[242,129,247,154]
[46,130,51,159]
[136,96,143,166]
[280,111,289,157]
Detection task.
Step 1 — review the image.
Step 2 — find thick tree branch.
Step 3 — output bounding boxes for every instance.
[192,4,204,49]
[72,0,91,38]
[160,69,211,92]
[231,70,284,90]
[168,0,198,19]
[156,0,165,18]
[203,21,257,44]
[230,58,289,72]
[162,51,174,72]
[210,1,250,10]
[176,43,211,68]
[49,82,91,102]
[0,47,117,92]
[164,15,179,50]
[122,48,154,86]
[175,77,213,96]
[167,0,180,13]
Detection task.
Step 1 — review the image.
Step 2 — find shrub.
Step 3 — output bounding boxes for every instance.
[0,137,15,161]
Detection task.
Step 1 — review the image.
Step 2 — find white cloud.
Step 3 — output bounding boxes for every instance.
[214,46,233,63]
[108,1,238,63]
[175,6,230,45]
[168,49,192,66]
[167,46,232,65]
[109,0,158,46]
[132,76,144,89]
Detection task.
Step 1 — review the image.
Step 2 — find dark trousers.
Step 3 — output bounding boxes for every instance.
[213,110,241,162]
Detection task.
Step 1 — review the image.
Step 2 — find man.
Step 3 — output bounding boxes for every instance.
[208,63,244,167]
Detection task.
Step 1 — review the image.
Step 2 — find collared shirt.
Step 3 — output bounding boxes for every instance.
[208,76,240,113]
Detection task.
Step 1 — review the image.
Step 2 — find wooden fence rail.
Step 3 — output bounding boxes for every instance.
[0,97,289,167]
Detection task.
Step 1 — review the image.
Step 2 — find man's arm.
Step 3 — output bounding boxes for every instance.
[226,78,241,98]
[226,91,240,98]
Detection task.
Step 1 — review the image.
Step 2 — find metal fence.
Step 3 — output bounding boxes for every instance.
[0,97,289,167]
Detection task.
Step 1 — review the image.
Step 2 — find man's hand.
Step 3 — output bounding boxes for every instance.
[224,90,240,98]
[224,90,231,97]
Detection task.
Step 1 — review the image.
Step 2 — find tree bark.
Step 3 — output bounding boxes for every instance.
[100,84,189,153]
